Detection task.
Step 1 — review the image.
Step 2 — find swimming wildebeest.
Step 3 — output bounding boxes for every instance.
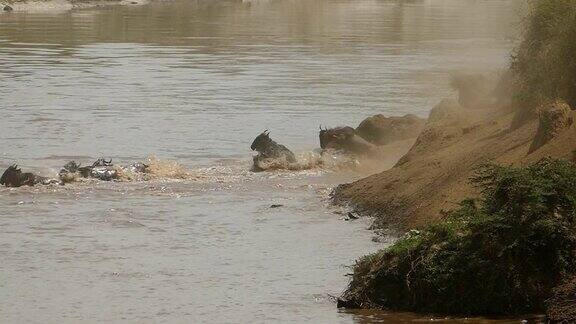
[319,126,379,156]
[0,165,57,187]
[250,130,297,171]
[59,158,149,182]
[1,158,149,187]
[59,158,116,182]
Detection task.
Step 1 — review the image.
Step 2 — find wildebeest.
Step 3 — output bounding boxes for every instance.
[59,158,148,182]
[59,158,116,182]
[250,130,297,171]
[0,165,57,187]
[319,126,379,156]
[2,158,150,187]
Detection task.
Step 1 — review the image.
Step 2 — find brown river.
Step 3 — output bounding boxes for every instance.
[0,0,542,322]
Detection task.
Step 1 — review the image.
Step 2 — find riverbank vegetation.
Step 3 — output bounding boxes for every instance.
[337,0,576,319]
[340,159,576,315]
[512,0,576,110]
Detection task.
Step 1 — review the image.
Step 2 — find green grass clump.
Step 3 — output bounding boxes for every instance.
[341,158,576,315]
[512,0,576,109]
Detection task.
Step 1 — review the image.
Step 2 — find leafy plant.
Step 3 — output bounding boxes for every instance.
[512,0,576,109]
[342,159,576,315]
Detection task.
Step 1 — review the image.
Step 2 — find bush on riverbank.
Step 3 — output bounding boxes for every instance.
[512,0,576,110]
[546,274,576,323]
[340,158,576,315]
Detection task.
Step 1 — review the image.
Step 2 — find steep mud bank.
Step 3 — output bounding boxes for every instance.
[333,96,576,229]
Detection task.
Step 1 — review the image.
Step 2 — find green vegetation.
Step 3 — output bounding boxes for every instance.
[341,159,576,315]
[512,0,576,109]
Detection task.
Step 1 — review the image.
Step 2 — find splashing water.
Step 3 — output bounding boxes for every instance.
[115,155,195,182]
[253,150,353,171]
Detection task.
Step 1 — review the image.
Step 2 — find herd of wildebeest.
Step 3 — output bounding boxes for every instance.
[2,71,509,188]
[1,115,424,188]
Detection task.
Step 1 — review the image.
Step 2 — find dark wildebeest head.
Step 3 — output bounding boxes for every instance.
[60,161,91,178]
[60,158,115,180]
[319,126,356,150]
[1,165,21,187]
[61,161,80,173]
[1,165,37,187]
[92,158,113,167]
[89,158,117,181]
[251,130,273,153]
[250,130,297,169]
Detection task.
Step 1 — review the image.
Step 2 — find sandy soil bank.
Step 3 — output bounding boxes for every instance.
[333,86,576,230]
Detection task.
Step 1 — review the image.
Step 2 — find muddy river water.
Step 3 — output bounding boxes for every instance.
[0,0,536,322]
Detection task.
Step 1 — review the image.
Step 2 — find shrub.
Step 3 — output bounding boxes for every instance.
[512,0,576,109]
[341,158,576,315]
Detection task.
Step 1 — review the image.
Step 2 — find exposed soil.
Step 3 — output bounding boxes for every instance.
[333,98,576,230]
